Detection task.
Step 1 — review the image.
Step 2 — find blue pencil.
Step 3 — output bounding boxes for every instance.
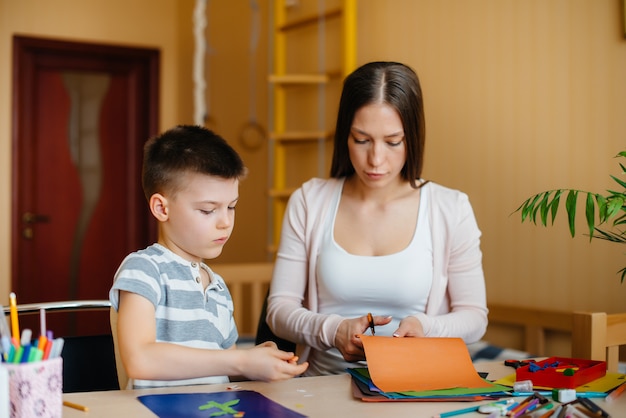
[432,404,480,418]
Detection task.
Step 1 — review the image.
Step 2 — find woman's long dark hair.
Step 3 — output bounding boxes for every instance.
[330,61,426,188]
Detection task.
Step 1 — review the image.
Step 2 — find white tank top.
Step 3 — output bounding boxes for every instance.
[311,182,433,375]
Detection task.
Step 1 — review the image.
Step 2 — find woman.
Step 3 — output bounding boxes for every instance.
[266,61,488,376]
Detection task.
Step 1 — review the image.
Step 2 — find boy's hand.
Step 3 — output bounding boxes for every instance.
[243,341,308,382]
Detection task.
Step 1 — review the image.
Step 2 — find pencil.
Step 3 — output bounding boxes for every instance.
[63,400,89,412]
[9,292,19,345]
[432,404,480,418]
[606,382,626,402]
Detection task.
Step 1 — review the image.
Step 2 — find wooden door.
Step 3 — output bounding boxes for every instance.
[11,36,159,337]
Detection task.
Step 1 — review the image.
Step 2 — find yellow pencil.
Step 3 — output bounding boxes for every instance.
[63,400,89,412]
[9,292,19,345]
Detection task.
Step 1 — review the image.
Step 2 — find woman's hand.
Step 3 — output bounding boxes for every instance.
[392,316,425,337]
[334,314,392,362]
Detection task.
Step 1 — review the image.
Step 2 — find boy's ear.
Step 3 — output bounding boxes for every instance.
[149,193,169,221]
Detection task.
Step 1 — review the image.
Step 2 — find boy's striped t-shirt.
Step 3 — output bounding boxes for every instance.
[109,243,238,389]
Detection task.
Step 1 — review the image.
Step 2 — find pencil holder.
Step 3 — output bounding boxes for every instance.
[2,357,62,418]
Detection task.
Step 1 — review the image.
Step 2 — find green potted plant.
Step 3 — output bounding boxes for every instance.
[515,151,626,282]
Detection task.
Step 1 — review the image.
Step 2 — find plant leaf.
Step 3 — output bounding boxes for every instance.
[566,190,578,237]
[531,194,547,224]
[520,196,537,222]
[550,190,562,224]
[539,192,551,226]
[514,150,626,283]
[593,228,626,243]
[613,212,626,226]
[607,196,624,220]
[610,174,626,189]
[596,195,608,223]
[585,193,595,240]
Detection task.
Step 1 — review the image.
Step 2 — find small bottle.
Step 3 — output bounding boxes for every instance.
[513,379,533,392]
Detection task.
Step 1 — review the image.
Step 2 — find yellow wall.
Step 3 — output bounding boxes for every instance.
[356,0,626,314]
[199,1,271,263]
[1,0,624,325]
[0,0,186,299]
[0,0,271,302]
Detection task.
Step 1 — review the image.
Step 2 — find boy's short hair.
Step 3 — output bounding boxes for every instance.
[142,125,247,200]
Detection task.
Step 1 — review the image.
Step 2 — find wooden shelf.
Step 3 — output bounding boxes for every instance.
[270,131,332,142]
[268,73,330,84]
[267,0,356,257]
[278,8,342,32]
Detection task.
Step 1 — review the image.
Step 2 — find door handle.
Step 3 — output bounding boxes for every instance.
[22,212,50,224]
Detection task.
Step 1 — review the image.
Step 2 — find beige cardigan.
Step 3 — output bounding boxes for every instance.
[267,178,488,366]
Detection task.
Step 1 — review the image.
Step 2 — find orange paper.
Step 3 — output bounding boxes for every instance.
[360,335,492,392]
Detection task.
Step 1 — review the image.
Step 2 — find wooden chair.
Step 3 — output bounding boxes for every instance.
[212,262,274,338]
[486,304,573,356]
[572,311,626,372]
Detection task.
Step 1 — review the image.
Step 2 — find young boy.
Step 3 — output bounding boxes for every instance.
[109,125,308,389]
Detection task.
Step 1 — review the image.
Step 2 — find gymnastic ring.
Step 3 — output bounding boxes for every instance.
[239,121,266,152]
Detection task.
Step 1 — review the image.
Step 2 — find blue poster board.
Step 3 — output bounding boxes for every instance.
[138,390,307,418]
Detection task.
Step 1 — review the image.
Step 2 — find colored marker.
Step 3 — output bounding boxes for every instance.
[42,339,53,360]
[508,394,535,417]
[433,400,510,418]
[0,312,10,362]
[20,329,31,347]
[37,335,47,351]
[578,396,610,417]
[534,402,555,418]
[31,348,43,362]
[12,346,23,364]
[550,404,563,418]
[512,397,539,417]
[48,337,64,359]
[39,308,46,338]
[0,311,11,341]
[7,345,15,363]
[19,345,31,363]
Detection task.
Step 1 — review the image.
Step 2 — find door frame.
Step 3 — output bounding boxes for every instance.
[11,35,160,290]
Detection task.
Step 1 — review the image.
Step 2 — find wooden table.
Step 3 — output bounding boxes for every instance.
[62,361,626,417]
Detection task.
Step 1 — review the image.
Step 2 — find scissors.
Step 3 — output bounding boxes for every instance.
[504,359,536,369]
[367,313,375,335]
